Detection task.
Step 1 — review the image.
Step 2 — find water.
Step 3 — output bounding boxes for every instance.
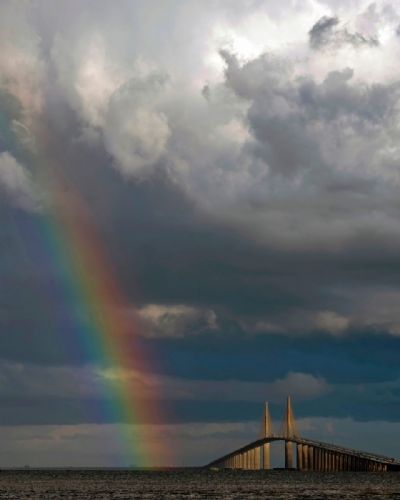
[0,469,400,499]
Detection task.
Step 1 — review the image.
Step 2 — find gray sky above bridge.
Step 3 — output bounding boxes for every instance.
[1,0,400,466]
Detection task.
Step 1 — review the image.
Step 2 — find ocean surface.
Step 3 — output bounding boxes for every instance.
[0,468,400,499]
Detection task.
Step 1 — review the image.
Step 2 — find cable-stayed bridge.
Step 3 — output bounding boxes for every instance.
[206,397,400,472]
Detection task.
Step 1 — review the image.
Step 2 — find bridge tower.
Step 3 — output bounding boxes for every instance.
[262,402,272,469]
[283,395,297,469]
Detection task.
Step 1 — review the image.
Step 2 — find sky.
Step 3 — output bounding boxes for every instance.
[1,0,400,467]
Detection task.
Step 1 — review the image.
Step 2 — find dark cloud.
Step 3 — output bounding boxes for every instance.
[309,15,379,50]
[309,15,340,49]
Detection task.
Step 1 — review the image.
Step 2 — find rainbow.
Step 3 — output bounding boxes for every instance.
[1,107,170,466]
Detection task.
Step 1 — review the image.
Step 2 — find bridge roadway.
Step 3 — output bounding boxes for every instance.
[207,434,400,470]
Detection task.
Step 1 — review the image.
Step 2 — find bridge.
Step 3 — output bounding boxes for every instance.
[206,397,400,472]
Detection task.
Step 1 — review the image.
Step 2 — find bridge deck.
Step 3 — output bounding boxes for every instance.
[207,435,400,468]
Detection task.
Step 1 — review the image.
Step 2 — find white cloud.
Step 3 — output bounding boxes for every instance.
[0,2,44,116]
[103,78,170,177]
[137,303,218,338]
[314,311,350,334]
[0,152,40,212]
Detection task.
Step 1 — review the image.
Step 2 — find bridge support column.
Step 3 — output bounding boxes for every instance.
[315,448,321,471]
[319,448,324,471]
[302,444,308,471]
[244,450,249,469]
[254,447,260,470]
[254,447,259,470]
[297,444,303,470]
[263,443,270,470]
[308,446,314,471]
[285,441,294,469]
[252,448,258,470]
[312,448,317,471]
[250,449,255,470]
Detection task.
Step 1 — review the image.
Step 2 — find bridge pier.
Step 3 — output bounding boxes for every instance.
[285,441,294,469]
[308,446,314,470]
[256,447,260,469]
[263,443,270,470]
[314,448,320,471]
[302,444,308,471]
[297,443,303,470]
[254,447,261,470]
[319,448,324,471]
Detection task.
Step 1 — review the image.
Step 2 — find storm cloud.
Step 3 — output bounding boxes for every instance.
[1,0,400,466]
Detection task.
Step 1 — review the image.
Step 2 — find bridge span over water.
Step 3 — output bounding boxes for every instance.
[207,397,400,472]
